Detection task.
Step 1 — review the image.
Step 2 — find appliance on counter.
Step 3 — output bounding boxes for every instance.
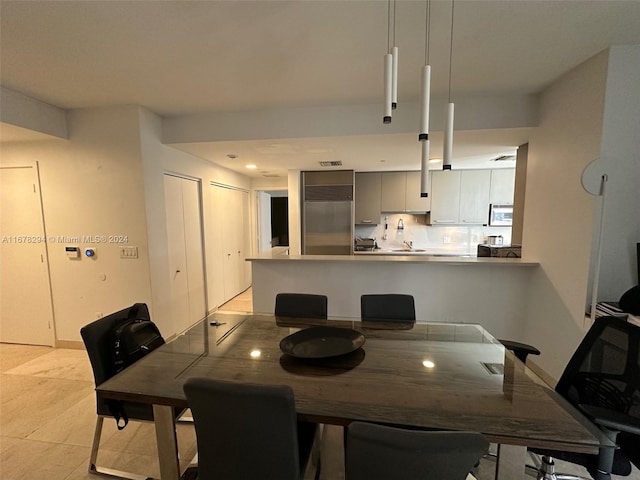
[477,244,522,258]
[354,237,376,251]
[301,170,354,255]
[488,203,513,226]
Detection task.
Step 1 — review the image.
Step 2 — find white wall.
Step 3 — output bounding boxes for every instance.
[138,107,252,335]
[1,105,254,343]
[1,86,68,139]
[522,50,609,379]
[591,45,640,300]
[1,106,153,342]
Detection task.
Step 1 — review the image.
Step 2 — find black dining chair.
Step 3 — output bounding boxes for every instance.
[345,421,488,480]
[525,316,640,480]
[183,377,319,480]
[80,303,187,479]
[360,294,416,324]
[275,293,328,319]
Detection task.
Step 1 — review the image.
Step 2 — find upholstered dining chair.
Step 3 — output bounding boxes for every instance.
[80,303,188,479]
[345,421,488,480]
[275,293,328,319]
[360,294,416,324]
[183,377,319,480]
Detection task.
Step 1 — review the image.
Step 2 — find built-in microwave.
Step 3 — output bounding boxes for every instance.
[488,204,513,226]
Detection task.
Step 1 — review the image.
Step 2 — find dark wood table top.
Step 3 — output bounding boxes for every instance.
[97,313,604,454]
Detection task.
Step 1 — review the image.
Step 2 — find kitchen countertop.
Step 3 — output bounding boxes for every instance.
[354,248,476,257]
[247,249,538,266]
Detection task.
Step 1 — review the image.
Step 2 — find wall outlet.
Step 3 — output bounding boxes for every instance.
[443,236,451,244]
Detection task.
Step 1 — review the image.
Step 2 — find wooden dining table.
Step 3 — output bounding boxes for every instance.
[96,312,609,480]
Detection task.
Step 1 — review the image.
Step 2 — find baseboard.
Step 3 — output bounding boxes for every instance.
[55,339,84,350]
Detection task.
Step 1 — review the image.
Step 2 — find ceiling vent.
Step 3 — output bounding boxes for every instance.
[491,155,516,162]
[261,173,281,178]
[319,161,343,167]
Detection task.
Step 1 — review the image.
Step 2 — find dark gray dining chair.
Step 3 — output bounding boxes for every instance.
[183,377,319,480]
[80,303,187,479]
[360,294,416,324]
[275,293,328,319]
[345,422,488,480]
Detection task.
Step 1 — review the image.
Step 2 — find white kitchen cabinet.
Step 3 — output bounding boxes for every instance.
[355,172,382,224]
[430,170,461,224]
[381,172,406,212]
[459,170,491,224]
[380,171,430,213]
[490,168,516,204]
[405,171,431,212]
[430,169,492,225]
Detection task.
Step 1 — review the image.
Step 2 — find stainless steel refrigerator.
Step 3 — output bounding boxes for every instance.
[301,170,353,255]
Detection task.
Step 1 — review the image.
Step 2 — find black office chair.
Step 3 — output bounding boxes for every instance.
[360,294,416,324]
[619,285,640,315]
[275,293,328,319]
[80,304,186,479]
[527,316,640,480]
[345,421,488,480]
[183,377,319,480]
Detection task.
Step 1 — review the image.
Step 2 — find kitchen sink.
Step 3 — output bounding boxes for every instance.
[390,249,427,252]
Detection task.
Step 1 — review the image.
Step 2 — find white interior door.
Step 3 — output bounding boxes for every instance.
[181,179,206,324]
[221,187,240,299]
[164,174,206,334]
[208,185,224,308]
[0,165,54,345]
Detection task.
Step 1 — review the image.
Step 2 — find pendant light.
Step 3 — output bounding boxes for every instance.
[442,0,455,170]
[418,0,432,197]
[391,0,398,110]
[384,0,398,123]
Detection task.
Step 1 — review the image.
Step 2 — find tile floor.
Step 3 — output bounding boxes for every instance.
[1,288,637,480]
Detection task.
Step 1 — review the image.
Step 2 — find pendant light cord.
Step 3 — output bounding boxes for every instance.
[393,0,397,47]
[424,0,431,64]
[448,0,455,103]
[387,0,391,52]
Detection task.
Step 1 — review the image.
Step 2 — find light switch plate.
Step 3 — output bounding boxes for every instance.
[119,246,138,259]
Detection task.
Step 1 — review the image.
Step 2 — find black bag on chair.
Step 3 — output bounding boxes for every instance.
[111,303,165,373]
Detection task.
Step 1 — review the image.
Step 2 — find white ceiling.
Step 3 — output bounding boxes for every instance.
[2,0,640,176]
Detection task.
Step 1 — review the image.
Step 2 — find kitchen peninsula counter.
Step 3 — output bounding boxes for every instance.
[247,251,538,339]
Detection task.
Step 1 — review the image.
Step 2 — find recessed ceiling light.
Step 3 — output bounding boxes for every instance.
[245,164,257,169]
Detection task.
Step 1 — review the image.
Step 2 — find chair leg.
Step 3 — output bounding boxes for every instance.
[88,415,156,480]
[88,415,104,473]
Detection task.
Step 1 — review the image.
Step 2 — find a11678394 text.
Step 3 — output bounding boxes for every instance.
[2,235,129,244]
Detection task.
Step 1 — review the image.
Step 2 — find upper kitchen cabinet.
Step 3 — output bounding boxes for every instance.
[355,172,382,224]
[490,168,516,204]
[430,170,461,224]
[430,168,514,225]
[405,171,431,212]
[459,170,491,224]
[381,171,430,213]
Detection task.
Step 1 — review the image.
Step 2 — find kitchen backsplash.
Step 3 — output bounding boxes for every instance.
[354,214,513,254]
